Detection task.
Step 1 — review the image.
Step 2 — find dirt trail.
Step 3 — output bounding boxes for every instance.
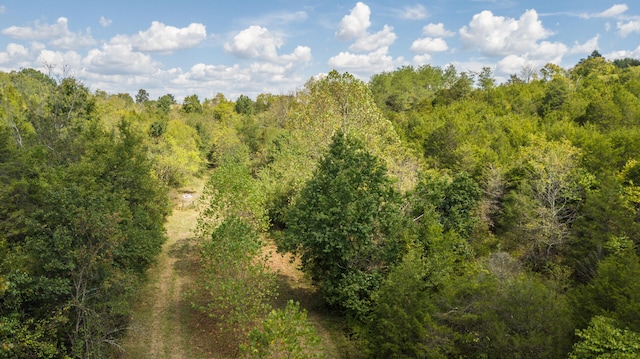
[119,189,204,359]
[119,179,346,358]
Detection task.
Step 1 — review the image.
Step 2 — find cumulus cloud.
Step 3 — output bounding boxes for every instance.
[410,23,452,65]
[100,16,112,27]
[617,20,640,37]
[1,17,95,49]
[0,5,5,14]
[174,61,307,100]
[412,54,432,64]
[224,25,282,59]
[84,43,161,75]
[336,2,371,40]
[411,37,448,53]
[224,25,311,64]
[399,5,428,20]
[460,10,559,57]
[328,46,404,75]
[110,21,207,53]
[569,35,599,54]
[330,3,402,75]
[422,23,455,37]
[580,4,628,19]
[457,9,574,76]
[37,49,83,69]
[606,45,640,60]
[350,25,396,52]
[336,2,397,52]
[0,43,28,62]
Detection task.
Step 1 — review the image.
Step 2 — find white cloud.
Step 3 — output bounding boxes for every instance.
[606,45,640,60]
[224,25,282,60]
[399,5,428,20]
[422,23,455,37]
[0,5,6,14]
[350,25,396,52]
[100,16,112,27]
[224,25,312,64]
[412,54,432,65]
[460,10,557,57]
[36,49,83,69]
[0,43,28,62]
[581,4,628,19]
[328,46,404,75]
[617,20,640,37]
[410,37,448,53]
[174,61,307,100]
[330,3,402,76]
[496,55,531,75]
[280,46,312,63]
[569,35,599,54]
[84,43,161,75]
[110,21,207,53]
[336,2,370,40]
[1,17,95,49]
[335,2,398,53]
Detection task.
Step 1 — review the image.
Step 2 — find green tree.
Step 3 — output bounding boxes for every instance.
[135,88,149,103]
[569,316,640,359]
[242,300,324,359]
[235,94,255,115]
[571,239,640,332]
[197,217,276,338]
[156,93,175,114]
[280,132,409,318]
[182,94,202,113]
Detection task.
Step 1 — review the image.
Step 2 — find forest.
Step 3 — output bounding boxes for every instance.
[2,50,640,358]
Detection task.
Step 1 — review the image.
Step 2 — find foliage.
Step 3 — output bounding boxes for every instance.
[197,217,277,336]
[182,94,202,113]
[569,316,640,359]
[156,93,176,114]
[135,88,149,103]
[280,132,409,319]
[0,71,169,358]
[236,94,255,115]
[197,151,269,236]
[242,300,324,359]
[571,240,640,332]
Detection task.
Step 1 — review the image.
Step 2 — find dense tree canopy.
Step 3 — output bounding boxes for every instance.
[2,52,640,357]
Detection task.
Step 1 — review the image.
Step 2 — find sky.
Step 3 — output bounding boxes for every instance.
[0,1,639,101]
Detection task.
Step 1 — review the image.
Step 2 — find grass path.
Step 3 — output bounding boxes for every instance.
[119,177,351,358]
[119,181,210,359]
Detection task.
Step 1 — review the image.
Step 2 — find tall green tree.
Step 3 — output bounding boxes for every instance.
[280,132,409,318]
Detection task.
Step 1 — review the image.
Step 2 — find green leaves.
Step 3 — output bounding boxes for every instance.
[569,316,640,359]
[197,217,276,335]
[242,300,324,359]
[281,132,408,318]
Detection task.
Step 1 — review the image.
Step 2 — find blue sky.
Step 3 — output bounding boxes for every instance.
[1,1,639,101]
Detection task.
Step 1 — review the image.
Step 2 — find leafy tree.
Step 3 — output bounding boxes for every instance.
[436,271,574,358]
[197,217,276,339]
[242,300,324,359]
[182,94,202,113]
[413,171,481,238]
[503,137,591,269]
[614,57,640,69]
[280,132,409,318]
[235,94,255,115]
[135,88,149,103]
[571,239,640,332]
[569,316,640,358]
[477,66,495,90]
[156,93,176,114]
